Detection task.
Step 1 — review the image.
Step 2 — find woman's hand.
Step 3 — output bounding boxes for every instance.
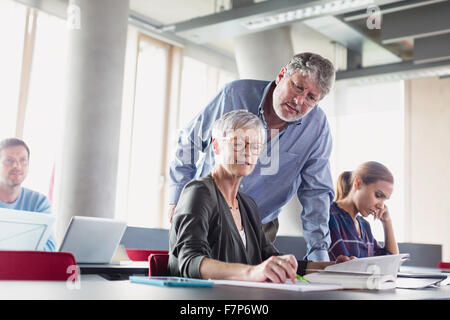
[247,255,298,283]
[335,255,356,264]
[376,204,391,224]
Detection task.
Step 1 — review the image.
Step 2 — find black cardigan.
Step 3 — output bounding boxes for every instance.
[168,175,307,278]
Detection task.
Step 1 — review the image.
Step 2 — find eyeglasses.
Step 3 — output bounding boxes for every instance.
[289,80,319,107]
[223,138,265,154]
[2,157,28,167]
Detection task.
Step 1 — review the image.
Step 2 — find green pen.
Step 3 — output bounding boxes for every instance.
[296,274,308,283]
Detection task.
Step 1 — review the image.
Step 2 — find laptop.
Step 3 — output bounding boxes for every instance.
[0,208,55,251]
[58,216,127,264]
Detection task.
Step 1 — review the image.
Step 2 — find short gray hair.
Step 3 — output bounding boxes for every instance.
[284,52,335,98]
[212,110,266,143]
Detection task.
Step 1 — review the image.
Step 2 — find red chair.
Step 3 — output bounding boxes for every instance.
[148,253,169,277]
[438,261,450,269]
[0,250,78,281]
[125,249,169,261]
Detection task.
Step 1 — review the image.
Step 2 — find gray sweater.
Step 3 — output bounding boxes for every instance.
[168,175,307,278]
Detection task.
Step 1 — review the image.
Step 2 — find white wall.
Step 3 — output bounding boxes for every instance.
[405,76,450,261]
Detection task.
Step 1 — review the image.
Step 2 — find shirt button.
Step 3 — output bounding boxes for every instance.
[240,184,244,188]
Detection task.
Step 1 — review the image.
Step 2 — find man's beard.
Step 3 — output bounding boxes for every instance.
[273,103,304,123]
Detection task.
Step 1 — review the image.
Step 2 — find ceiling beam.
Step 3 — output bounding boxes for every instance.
[169,0,404,44]
[342,0,444,22]
[414,33,450,64]
[381,1,450,43]
[336,59,450,80]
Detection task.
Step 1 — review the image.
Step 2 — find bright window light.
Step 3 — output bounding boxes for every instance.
[0,1,26,139]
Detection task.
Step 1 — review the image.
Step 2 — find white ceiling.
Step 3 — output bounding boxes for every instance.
[130,0,221,25]
[129,0,268,56]
[128,0,445,72]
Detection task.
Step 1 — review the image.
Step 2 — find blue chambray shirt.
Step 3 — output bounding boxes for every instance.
[169,79,334,261]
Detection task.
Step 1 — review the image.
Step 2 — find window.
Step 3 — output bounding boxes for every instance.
[0,3,66,202]
[0,1,26,139]
[117,41,237,228]
[328,80,405,241]
[119,35,172,228]
[178,56,236,128]
[22,11,67,199]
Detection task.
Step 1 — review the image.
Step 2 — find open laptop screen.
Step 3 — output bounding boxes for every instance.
[0,208,54,251]
[58,216,127,264]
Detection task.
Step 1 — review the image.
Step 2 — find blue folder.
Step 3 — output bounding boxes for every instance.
[129,276,214,287]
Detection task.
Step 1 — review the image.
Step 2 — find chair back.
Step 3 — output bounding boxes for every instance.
[126,249,169,261]
[148,253,169,277]
[0,250,78,281]
[397,242,442,268]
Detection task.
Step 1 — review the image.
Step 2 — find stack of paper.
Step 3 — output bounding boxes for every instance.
[304,254,410,290]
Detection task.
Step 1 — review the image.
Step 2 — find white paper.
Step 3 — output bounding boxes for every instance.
[304,272,396,290]
[324,254,410,275]
[212,279,343,292]
[396,277,446,289]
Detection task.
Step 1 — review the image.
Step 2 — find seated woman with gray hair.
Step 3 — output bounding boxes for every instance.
[168,110,350,282]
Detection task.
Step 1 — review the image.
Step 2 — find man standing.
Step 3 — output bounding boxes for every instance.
[168,52,335,261]
[0,138,56,251]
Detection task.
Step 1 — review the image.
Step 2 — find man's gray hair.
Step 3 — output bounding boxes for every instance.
[212,110,266,143]
[284,52,335,98]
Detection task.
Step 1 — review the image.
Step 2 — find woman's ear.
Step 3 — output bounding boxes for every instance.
[353,176,362,190]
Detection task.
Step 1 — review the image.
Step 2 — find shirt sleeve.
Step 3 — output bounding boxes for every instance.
[35,194,57,252]
[297,122,334,262]
[170,181,214,278]
[327,213,347,261]
[373,237,392,256]
[360,219,391,256]
[168,87,230,205]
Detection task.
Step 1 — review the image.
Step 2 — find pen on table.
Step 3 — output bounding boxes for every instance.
[296,274,308,283]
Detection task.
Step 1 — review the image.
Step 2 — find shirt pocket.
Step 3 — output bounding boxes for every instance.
[260,151,302,193]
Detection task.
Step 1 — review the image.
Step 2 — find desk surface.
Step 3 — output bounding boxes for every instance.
[1,274,449,300]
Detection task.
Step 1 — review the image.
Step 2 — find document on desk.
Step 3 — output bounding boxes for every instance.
[396,272,449,289]
[212,279,343,292]
[304,254,410,290]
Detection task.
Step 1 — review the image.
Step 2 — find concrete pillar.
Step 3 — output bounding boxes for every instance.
[234,26,294,80]
[55,0,129,240]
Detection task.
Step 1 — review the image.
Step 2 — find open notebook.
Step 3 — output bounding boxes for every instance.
[304,254,410,290]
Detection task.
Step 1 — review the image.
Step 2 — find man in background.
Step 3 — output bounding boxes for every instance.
[0,138,56,251]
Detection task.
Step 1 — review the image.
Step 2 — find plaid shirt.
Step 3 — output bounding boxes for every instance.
[328,202,391,260]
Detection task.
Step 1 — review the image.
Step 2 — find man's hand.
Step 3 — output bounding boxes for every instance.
[168,204,177,223]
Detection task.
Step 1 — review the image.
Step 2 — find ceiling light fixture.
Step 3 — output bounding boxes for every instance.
[242,0,375,30]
